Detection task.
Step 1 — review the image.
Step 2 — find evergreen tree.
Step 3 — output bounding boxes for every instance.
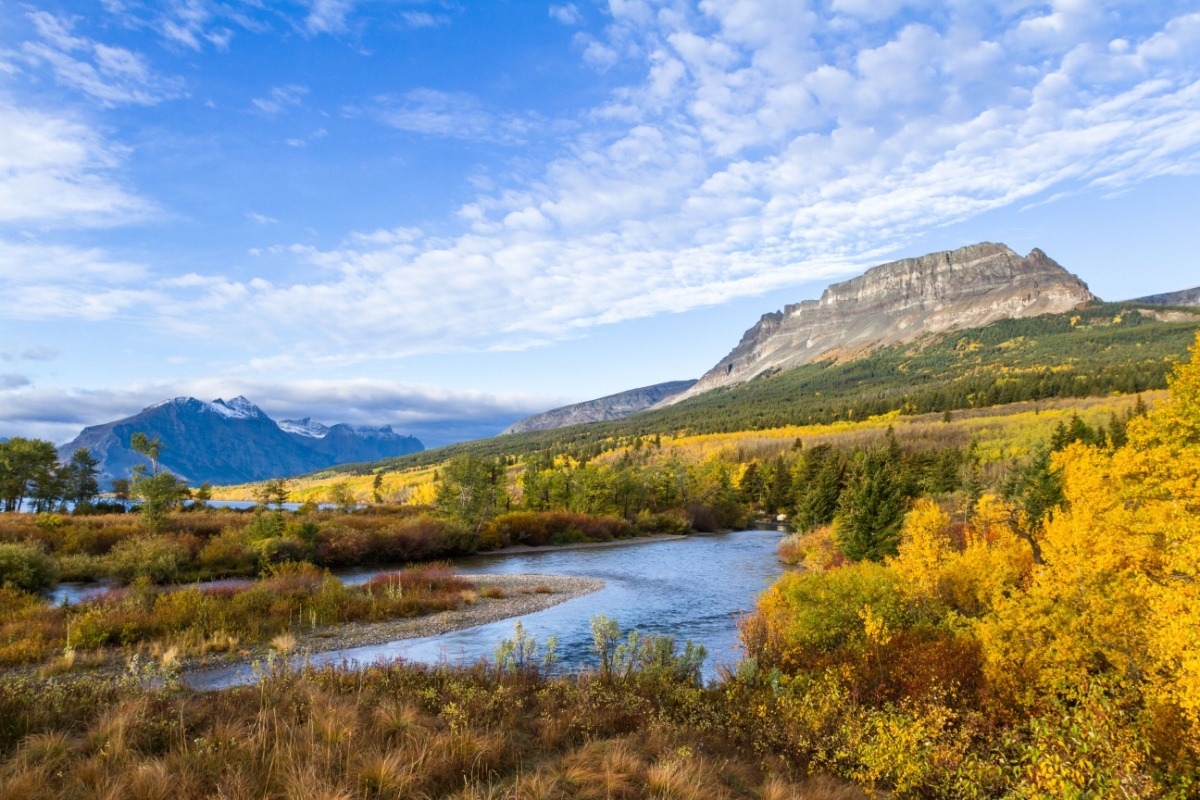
[835,450,906,562]
[1004,445,1064,540]
[738,462,765,508]
[766,455,793,514]
[64,447,101,510]
[793,445,845,531]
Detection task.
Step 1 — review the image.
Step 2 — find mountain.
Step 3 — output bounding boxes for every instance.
[666,242,1095,405]
[59,396,423,485]
[1133,286,1200,307]
[502,380,697,435]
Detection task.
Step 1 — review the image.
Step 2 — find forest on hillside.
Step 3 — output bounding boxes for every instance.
[344,302,1199,472]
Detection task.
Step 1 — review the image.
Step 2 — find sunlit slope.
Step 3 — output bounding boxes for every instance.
[213,392,1159,503]
[347,301,1200,470]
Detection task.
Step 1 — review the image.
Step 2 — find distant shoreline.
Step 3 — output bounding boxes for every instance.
[476,531,695,556]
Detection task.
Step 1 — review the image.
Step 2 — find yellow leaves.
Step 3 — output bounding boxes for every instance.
[889,499,953,601]
[1129,331,1200,451]
[840,701,965,796]
[971,334,1200,726]
[858,604,892,648]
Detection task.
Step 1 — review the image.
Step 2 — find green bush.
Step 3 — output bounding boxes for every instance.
[106,536,189,584]
[635,510,691,536]
[0,543,58,593]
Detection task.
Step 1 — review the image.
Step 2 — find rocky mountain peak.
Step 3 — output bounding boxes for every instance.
[210,396,266,420]
[278,417,330,438]
[666,242,1095,405]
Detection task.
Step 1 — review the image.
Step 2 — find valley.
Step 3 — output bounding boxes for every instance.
[3,244,1200,798]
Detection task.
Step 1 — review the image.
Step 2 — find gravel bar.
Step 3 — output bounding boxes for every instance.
[292,573,604,654]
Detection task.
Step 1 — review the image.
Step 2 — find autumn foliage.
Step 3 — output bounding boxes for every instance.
[742,333,1200,796]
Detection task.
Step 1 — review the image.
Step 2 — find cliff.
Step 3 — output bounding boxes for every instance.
[666,243,1095,404]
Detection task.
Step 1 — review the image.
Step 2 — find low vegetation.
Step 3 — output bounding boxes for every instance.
[0,563,473,670]
[0,626,875,800]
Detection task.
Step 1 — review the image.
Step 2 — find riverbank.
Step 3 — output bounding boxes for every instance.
[185,572,603,681]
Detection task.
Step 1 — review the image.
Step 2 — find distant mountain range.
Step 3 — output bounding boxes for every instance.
[502,380,697,434]
[1134,286,1200,307]
[59,396,423,486]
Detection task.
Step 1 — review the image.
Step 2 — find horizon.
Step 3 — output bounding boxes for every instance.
[3,1,1200,445]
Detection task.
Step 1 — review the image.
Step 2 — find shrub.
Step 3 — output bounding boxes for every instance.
[485,512,633,548]
[634,510,691,536]
[62,523,138,556]
[199,529,258,574]
[253,536,311,565]
[56,553,106,582]
[106,536,189,584]
[0,543,58,593]
[315,525,372,566]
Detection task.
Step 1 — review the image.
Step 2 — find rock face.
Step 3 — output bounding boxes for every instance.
[502,380,698,435]
[667,243,1096,404]
[59,396,423,486]
[1133,286,1200,307]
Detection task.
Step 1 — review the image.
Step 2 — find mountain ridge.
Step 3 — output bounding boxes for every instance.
[1133,286,1200,307]
[502,380,697,435]
[665,242,1095,405]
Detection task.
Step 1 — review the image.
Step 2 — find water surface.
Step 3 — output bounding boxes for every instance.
[186,529,786,688]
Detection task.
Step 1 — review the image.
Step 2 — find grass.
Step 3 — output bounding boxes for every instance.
[0,661,869,800]
[0,564,475,670]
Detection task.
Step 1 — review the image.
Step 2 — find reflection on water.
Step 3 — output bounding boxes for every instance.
[186,529,787,689]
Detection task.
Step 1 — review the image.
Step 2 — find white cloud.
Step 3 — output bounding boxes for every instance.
[1,346,59,362]
[21,11,186,107]
[402,11,450,29]
[8,1,1200,383]
[305,0,357,35]
[0,238,159,321]
[365,89,540,144]
[247,212,280,225]
[550,4,585,26]
[168,1,1200,366]
[0,101,155,227]
[251,84,308,114]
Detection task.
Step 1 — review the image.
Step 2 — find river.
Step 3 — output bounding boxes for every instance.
[184,529,788,689]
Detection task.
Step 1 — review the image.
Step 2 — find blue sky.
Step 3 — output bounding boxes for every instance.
[2,0,1199,447]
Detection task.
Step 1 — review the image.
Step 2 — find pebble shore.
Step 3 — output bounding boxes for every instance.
[291,572,604,655]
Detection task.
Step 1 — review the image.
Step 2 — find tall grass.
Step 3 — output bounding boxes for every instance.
[0,661,868,800]
[0,564,475,669]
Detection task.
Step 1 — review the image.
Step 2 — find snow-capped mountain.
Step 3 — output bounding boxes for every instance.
[59,396,423,485]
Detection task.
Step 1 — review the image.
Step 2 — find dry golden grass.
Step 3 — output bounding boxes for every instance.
[0,664,870,800]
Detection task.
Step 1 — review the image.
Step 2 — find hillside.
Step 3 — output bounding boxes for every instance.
[668,242,1095,404]
[301,301,1199,477]
[1134,285,1200,307]
[61,396,423,485]
[502,380,697,434]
